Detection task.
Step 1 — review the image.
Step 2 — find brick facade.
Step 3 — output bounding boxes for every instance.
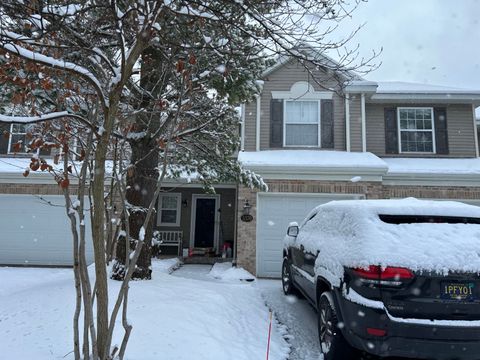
[237,180,480,275]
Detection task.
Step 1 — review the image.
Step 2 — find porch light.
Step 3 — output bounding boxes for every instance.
[182,199,188,208]
[243,199,252,216]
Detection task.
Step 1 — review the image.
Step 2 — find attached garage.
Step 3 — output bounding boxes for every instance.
[0,194,93,266]
[256,193,362,278]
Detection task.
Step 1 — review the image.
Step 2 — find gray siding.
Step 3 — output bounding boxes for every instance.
[366,103,477,157]
[244,102,256,151]
[244,60,346,151]
[156,187,236,250]
[349,95,362,152]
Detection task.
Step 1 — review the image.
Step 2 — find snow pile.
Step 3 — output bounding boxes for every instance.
[0,259,288,360]
[208,262,256,282]
[285,198,480,285]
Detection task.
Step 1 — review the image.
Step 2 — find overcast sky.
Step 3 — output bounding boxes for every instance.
[333,0,480,90]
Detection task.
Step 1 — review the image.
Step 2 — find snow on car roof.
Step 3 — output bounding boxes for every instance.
[287,199,480,283]
[313,198,480,218]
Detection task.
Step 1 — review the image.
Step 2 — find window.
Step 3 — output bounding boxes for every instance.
[398,108,435,153]
[158,193,181,226]
[8,124,31,153]
[284,100,320,146]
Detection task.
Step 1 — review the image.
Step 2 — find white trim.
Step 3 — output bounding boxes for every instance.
[472,104,479,157]
[157,193,181,227]
[255,95,260,151]
[361,93,366,152]
[190,194,220,250]
[371,93,480,103]
[397,107,436,154]
[283,100,321,147]
[345,94,351,152]
[271,91,333,100]
[240,103,245,151]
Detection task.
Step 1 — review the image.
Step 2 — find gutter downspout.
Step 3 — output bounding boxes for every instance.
[240,103,245,151]
[255,95,261,151]
[361,93,366,152]
[472,104,479,157]
[345,93,351,152]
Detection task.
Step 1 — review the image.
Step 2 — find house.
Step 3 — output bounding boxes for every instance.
[234,52,480,278]
[2,49,480,277]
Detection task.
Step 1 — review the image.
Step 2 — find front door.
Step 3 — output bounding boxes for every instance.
[192,196,218,248]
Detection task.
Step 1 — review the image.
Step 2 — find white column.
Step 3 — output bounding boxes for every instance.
[255,95,261,151]
[361,93,366,152]
[240,103,245,151]
[345,93,351,152]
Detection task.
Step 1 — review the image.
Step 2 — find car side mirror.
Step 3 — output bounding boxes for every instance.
[287,223,299,237]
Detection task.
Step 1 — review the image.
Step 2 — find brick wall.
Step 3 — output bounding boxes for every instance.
[237,179,480,276]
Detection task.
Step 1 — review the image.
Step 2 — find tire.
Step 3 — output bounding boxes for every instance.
[281,258,296,295]
[318,292,358,360]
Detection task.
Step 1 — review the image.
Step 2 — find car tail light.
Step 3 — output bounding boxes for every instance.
[352,265,414,286]
[366,327,387,337]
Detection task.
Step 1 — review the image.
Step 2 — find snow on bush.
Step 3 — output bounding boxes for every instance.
[208,262,256,281]
[285,198,480,286]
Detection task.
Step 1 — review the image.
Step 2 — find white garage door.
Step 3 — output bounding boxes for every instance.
[256,193,361,278]
[0,194,93,266]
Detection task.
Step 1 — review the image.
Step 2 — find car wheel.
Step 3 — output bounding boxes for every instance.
[281,258,296,295]
[318,292,357,360]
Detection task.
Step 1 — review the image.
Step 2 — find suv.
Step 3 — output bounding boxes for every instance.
[282,199,480,360]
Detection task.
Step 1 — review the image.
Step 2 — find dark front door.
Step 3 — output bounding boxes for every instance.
[194,198,216,248]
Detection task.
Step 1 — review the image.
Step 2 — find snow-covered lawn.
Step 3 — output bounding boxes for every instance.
[0,260,289,360]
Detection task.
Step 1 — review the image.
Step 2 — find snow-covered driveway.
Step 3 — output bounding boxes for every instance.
[256,279,409,360]
[0,260,289,360]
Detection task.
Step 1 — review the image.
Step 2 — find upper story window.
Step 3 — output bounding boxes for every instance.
[158,193,181,227]
[284,100,320,147]
[398,107,435,153]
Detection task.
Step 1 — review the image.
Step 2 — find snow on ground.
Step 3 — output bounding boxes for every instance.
[0,259,289,360]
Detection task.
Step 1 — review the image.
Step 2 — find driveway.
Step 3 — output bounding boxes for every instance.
[255,279,409,360]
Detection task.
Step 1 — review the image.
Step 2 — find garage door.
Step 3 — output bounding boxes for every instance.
[0,194,93,266]
[256,193,360,278]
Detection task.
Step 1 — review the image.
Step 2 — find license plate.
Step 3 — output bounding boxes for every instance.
[441,282,476,301]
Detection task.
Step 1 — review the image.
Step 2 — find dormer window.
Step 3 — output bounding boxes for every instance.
[284,100,320,147]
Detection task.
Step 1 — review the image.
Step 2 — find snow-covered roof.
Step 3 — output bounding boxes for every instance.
[238,150,387,170]
[375,81,480,95]
[384,157,480,175]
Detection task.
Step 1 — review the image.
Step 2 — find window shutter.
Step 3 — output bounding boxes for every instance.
[384,107,398,154]
[270,99,283,148]
[321,99,334,149]
[0,123,10,154]
[434,107,449,155]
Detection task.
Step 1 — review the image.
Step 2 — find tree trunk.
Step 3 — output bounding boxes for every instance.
[112,139,158,280]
